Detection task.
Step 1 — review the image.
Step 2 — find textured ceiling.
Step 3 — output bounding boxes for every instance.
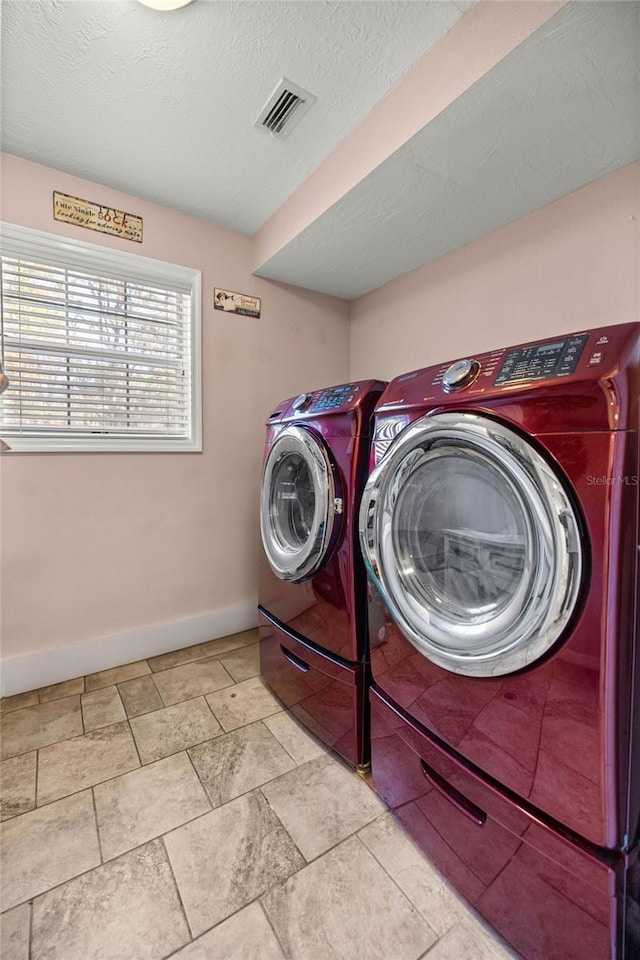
[1,0,469,234]
[256,1,640,299]
[4,1,637,300]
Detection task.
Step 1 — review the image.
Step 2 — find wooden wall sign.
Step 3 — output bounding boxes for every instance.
[53,192,143,243]
[214,288,261,318]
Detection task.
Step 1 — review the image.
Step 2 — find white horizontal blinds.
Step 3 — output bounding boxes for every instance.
[1,254,192,438]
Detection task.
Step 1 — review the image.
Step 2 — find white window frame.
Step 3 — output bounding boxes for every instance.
[0,222,202,453]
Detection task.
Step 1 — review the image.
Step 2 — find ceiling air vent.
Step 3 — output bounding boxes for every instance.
[254,78,316,140]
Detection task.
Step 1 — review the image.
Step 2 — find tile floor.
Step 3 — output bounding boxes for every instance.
[0,629,520,960]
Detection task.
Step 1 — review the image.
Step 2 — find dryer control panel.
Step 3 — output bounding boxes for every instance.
[268,379,387,425]
[495,334,588,385]
[310,384,358,412]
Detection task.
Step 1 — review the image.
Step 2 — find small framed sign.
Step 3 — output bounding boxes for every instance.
[214,288,261,318]
[53,191,143,243]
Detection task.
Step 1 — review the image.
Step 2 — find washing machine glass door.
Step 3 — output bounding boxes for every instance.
[360,412,584,677]
[261,425,339,582]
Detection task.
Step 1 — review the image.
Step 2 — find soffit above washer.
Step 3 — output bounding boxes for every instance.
[255,1,640,299]
[0,0,470,235]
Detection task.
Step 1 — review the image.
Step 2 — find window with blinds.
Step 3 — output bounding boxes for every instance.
[0,223,201,452]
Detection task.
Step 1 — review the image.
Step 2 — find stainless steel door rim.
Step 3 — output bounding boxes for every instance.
[359,412,584,677]
[261,425,338,582]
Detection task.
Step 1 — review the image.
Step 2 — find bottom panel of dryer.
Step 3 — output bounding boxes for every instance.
[370,686,622,960]
[259,611,366,768]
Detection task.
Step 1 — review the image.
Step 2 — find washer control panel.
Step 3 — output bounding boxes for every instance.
[310,383,358,412]
[378,324,638,415]
[495,334,588,385]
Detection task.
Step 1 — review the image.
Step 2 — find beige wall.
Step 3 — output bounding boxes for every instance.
[350,161,640,381]
[0,155,350,662]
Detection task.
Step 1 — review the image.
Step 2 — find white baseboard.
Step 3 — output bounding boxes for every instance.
[0,603,259,697]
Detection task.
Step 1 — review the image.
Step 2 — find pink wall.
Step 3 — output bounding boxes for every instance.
[0,154,350,662]
[350,161,640,381]
[3,154,637,678]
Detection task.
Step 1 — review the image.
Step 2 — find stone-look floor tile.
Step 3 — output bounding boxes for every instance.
[264,711,328,765]
[153,658,234,707]
[165,788,304,937]
[261,754,385,861]
[31,839,190,960]
[117,675,163,718]
[1,697,82,761]
[37,721,139,805]
[198,628,258,659]
[359,812,469,937]
[85,660,150,693]
[0,691,39,715]
[130,698,222,764]
[81,686,126,732]
[206,676,282,732]
[38,677,84,703]
[418,916,517,960]
[0,790,100,910]
[189,720,295,807]
[147,643,210,673]
[1,903,30,960]
[94,752,211,860]
[148,630,257,673]
[262,835,437,960]
[170,901,286,960]
[219,642,261,682]
[1,753,36,821]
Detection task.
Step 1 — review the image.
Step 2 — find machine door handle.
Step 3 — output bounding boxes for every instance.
[420,759,487,827]
[280,645,310,673]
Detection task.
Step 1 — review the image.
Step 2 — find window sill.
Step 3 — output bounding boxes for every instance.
[0,436,203,453]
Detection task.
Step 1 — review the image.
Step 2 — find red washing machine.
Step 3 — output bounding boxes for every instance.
[259,379,385,768]
[359,323,640,960]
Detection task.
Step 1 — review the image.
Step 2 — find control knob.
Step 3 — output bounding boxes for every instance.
[442,359,480,392]
[292,393,314,411]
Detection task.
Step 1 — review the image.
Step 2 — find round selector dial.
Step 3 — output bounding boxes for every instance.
[292,393,314,411]
[442,358,481,392]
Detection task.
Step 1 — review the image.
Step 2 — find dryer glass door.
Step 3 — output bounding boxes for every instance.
[360,412,584,677]
[261,425,339,582]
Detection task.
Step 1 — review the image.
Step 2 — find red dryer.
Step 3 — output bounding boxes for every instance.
[259,379,385,768]
[359,323,640,960]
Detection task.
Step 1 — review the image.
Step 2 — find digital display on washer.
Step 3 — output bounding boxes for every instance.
[311,384,354,412]
[495,334,588,385]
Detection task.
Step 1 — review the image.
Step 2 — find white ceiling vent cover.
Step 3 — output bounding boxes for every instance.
[254,78,316,140]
